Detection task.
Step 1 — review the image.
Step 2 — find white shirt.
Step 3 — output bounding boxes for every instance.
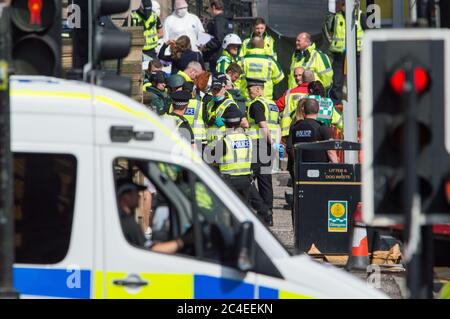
[163,12,205,52]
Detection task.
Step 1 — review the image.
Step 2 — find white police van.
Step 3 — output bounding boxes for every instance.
[10,76,387,299]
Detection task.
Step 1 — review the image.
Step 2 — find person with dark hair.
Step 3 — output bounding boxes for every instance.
[201,0,234,72]
[143,71,170,115]
[226,63,242,84]
[307,81,343,131]
[225,63,246,113]
[158,35,205,74]
[149,59,163,72]
[287,99,339,176]
[240,17,277,60]
[129,0,163,60]
[117,177,194,254]
[143,59,165,91]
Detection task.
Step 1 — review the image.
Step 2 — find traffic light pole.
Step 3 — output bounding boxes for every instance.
[344,0,359,164]
[402,60,422,299]
[0,6,18,299]
[402,60,434,299]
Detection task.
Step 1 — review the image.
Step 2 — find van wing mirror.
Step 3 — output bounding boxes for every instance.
[234,221,256,272]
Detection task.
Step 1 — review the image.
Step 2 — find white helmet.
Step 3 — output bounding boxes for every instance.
[152,0,161,17]
[222,34,242,49]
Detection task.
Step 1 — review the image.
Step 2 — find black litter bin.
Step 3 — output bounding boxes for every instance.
[293,141,361,254]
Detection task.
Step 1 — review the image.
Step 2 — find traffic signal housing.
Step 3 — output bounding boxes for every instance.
[362,29,450,226]
[90,0,132,96]
[10,0,61,76]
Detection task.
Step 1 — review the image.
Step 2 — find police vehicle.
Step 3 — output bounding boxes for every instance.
[10,76,387,299]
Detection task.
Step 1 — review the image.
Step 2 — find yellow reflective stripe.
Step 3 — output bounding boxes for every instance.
[96,96,199,157]
[94,271,104,299]
[104,272,194,299]
[11,89,199,160]
[267,59,273,81]
[305,51,318,69]
[11,89,91,100]
[279,290,315,299]
[297,181,362,186]
[319,68,332,74]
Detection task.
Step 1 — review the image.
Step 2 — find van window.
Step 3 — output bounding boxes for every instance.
[114,158,238,264]
[14,153,77,264]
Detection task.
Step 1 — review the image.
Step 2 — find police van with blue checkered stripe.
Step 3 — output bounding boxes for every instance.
[10,76,387,299]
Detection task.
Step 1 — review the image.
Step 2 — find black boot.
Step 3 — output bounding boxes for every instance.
[265,210,274,227]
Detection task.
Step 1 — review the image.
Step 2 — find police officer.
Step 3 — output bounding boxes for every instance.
[206,74,245,144]
[180,82,208,148]
[324,0,365,105]
[240,17,277,60]
[246,78,284,226]
[286,99,339,178]
[143,71,170,115]
[163,91,195,145]
[210,107,253,201]
[130,0,163,60]
[288,32,333,91]
[241,37,284,100]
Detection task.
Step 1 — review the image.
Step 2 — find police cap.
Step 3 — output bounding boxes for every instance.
[142,0,153,10]
[183,81,195,94]
[246,78,265,88]
[211,73,227,90]
[170,90,191,108]
[222,105,244,124]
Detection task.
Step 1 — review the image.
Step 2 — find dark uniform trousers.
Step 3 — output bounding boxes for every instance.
[329,53,361,105]
[224,175,252,202]
[249,139,273,217]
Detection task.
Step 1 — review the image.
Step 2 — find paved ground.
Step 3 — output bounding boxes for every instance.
[269,170,406,299]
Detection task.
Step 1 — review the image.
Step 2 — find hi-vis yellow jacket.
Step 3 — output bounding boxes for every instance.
[288,43,333,90]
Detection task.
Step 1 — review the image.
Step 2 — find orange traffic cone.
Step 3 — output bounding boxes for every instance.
[346,203,370,271]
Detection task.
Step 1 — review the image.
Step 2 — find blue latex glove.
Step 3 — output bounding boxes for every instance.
[215,117,225,127]
[273,143,285,159]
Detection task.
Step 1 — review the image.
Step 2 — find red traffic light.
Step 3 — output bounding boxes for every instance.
[414,67,429,94]
[390,69,405,95]
[11,0,56,32]
[389,66,429,95]
[28,0,43,26]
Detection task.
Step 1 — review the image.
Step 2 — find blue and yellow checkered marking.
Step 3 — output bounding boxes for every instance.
[13,267,91,299]
[13,267,313,299]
